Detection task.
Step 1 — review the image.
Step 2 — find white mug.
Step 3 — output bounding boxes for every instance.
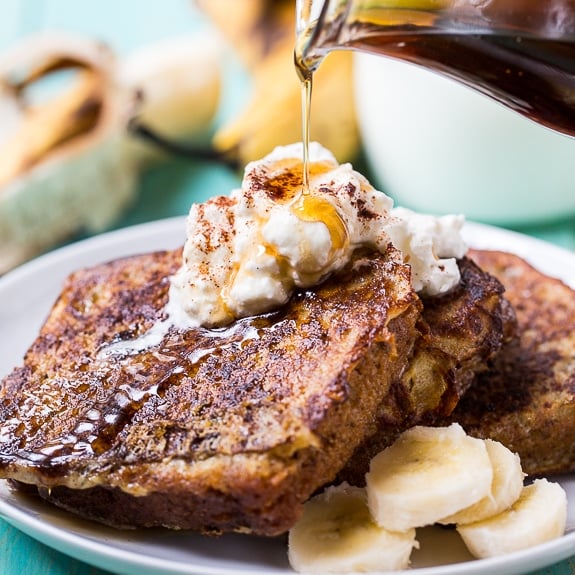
[355,53,575,226]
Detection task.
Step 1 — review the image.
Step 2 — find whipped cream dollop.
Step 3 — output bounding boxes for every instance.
[169,143,466,328]
[387,207,466,296]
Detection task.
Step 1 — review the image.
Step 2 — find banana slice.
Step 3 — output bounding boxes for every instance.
[457,478,567,558]
[440,439,524,525]
[366,423,493,532]
[288,483,417,573]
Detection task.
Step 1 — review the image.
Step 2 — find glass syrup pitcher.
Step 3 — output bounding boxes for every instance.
[295,0,575,136]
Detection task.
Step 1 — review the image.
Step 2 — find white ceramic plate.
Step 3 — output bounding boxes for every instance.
[1,217,575,575]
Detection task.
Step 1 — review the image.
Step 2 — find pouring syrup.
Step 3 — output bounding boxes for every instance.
[295,0,575,190]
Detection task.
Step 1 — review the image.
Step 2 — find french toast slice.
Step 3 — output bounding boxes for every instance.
[447,249,575,477]
[336,255,514,485]
[0,245,422,535]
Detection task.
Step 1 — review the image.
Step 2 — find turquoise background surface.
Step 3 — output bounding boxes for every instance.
[1,1,575,574]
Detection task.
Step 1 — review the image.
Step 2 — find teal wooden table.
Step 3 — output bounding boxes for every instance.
[3,1,575,574]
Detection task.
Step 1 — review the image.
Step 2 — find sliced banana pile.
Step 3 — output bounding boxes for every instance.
[288,423,567,573]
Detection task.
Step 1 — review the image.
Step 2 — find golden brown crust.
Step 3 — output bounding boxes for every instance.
[0,246,421,534]
[337,256,514,485]
[447,249,575,477]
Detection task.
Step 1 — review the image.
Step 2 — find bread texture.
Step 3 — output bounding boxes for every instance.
[0,246,421,535]
[447,249,575,477]
[336,255,514,485]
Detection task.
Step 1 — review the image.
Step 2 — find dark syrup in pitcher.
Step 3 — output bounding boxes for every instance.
[295,1,575,138]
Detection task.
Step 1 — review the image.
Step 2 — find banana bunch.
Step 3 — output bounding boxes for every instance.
[288,424,567,572]
[197,0,361,166]
[0,32,221,274]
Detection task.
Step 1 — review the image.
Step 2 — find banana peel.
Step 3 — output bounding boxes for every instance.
[199,0,361,166]
[0,32,222,274]
[0,33,132,275]
[0,68,105,190]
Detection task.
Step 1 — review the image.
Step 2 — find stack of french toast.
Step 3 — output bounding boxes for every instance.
[0,224,573,537]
